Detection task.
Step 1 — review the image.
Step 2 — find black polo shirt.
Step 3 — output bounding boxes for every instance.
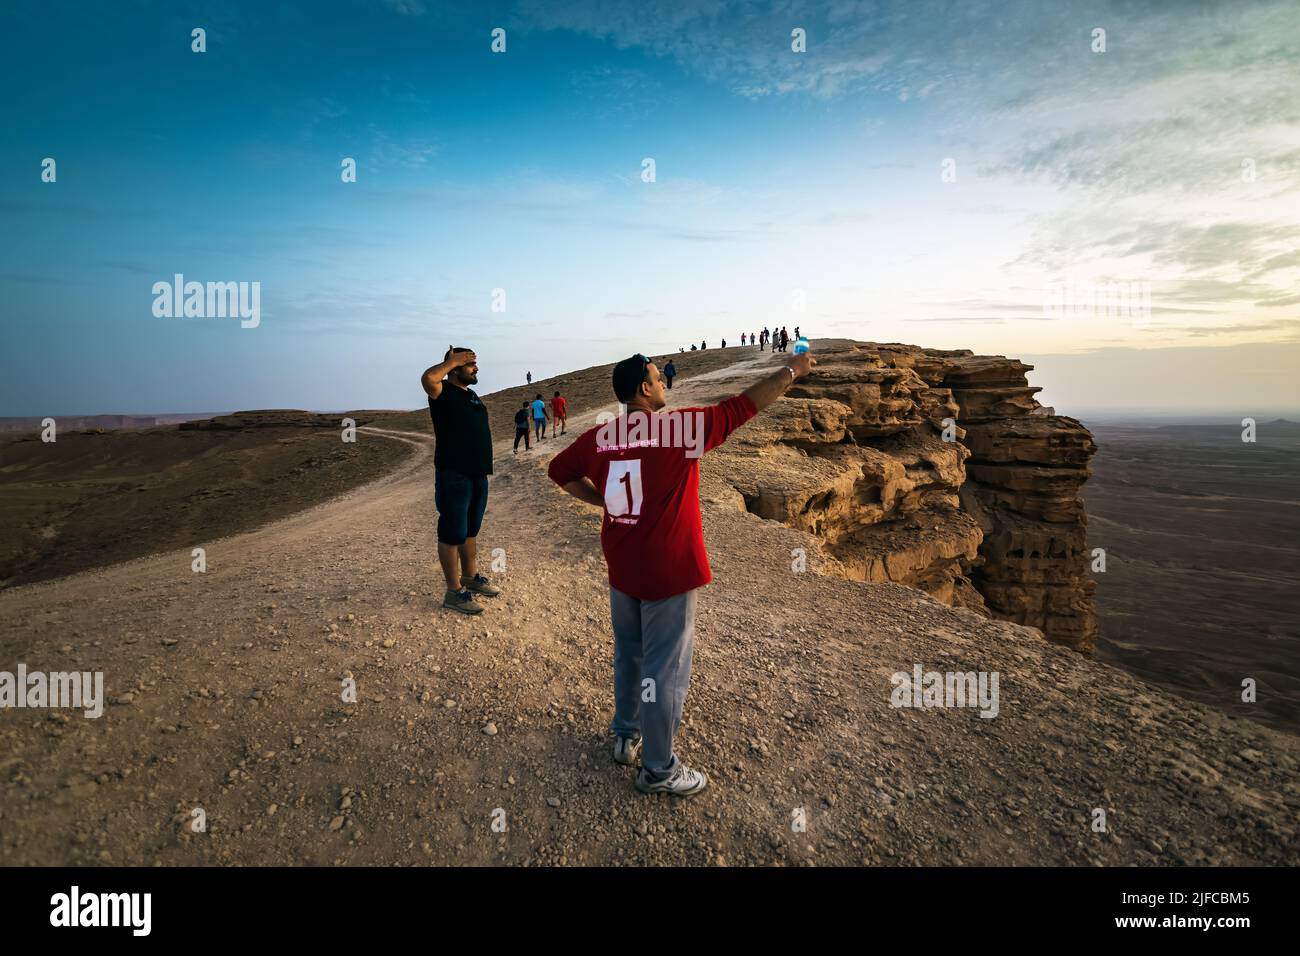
[428,384,493,476]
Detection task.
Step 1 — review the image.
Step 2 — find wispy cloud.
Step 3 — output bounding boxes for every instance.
[382,0,427,16]
[367,125,439,169]
[519,0,1300,341]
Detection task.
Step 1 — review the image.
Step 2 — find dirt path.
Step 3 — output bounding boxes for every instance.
[1,366,1297,866]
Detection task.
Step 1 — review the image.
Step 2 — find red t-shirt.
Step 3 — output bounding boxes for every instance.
[547,394,757,600]
[552,396,567,417]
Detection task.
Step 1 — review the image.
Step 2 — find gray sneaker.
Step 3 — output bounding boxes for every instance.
[460,573,500,597]
[443,588,484,615]
[613,735,642,766]
[635,763,709,797]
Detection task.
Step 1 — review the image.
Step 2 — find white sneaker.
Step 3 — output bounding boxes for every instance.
[635,763,708,797]
[613,735,642,766]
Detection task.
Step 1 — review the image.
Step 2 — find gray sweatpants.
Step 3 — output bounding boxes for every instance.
[608,586,699,778]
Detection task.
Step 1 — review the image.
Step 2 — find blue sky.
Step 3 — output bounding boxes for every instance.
[2,0,1297,415]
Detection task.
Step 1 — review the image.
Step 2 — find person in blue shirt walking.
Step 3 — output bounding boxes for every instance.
[531,394,550,442]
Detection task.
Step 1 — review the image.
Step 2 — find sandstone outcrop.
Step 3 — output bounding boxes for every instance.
[712,342,1097,650]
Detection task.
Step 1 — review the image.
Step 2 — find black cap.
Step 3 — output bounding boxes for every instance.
[612,354,651,403]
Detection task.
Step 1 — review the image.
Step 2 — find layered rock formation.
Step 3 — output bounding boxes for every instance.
[712,342,1097,650]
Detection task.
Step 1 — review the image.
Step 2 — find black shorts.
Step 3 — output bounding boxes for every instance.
[435,468,489,545]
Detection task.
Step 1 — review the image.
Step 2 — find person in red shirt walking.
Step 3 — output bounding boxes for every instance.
[551,390,567,437]
[547,349,815,796]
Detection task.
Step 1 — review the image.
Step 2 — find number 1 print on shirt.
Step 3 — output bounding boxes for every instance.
[604,460,643,517]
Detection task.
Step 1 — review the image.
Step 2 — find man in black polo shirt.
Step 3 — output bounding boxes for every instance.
[420,347,501,615]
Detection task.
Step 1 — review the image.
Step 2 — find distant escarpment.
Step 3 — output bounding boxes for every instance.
[714,343,1097,650]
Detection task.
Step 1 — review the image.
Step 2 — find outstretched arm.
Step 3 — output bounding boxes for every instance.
[700,351,817,455]
[742,351,815,412]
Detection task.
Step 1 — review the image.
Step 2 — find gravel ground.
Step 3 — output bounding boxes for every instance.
[1,359,1296,866]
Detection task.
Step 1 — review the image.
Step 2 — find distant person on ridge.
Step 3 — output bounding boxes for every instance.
[531,393,549,442]
[551,390,567,437]
[419,347,501,616]
[741,333,747,346]
[527,371,532,384]
[663,358,676,389]
[701,340,707,350]
[547,347,817,797]
[513,402,531,453]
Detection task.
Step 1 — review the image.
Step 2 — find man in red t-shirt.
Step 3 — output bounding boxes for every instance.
[551,390,567,438]
[548,349,815,796]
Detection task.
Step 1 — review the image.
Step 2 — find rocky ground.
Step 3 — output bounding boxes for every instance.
[1,349,1296,866]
